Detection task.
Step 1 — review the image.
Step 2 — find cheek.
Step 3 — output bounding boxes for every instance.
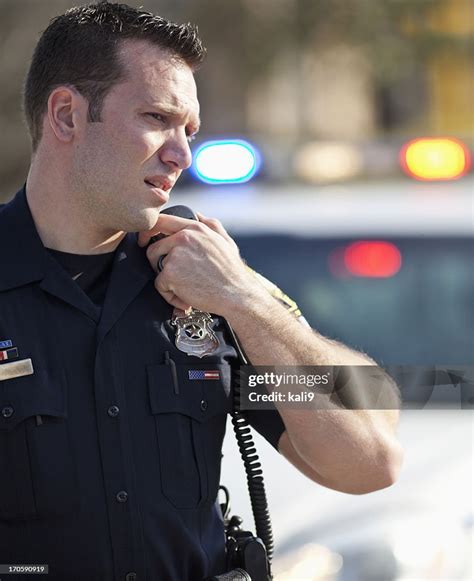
[110,128,161,166]
[138,130,165,162]
[82,121,162,173]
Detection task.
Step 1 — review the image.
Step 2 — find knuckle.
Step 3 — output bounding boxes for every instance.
[155,274,169,293]
[208,217,222,229]
[177,229,194,245]
[146,245,156,262]
[193,221,207,234]
[162,252,177,273]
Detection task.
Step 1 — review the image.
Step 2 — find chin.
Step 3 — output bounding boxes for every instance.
[124,206,161,232]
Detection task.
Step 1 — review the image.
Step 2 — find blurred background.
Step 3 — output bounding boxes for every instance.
[1,0,473,579]
[1,0,473,193]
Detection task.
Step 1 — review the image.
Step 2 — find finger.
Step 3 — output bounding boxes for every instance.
[137,225,163,248]
[153,214,201,236]
[162,292,192,311]
[138,213,198,247]
[157,254,167,272]
[154,277,192,311]
[196,211,239,250]
[146,233,192,269]
[196,212,229,238]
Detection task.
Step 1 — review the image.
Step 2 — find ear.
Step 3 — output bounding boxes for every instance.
[46,86,87,144]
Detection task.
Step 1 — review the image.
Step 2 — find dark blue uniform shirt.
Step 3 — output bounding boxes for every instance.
[0,188,286,581]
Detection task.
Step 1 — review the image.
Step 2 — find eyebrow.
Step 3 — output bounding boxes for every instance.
[146,102,201,132]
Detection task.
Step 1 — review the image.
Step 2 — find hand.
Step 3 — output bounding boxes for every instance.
[138,212,261,314]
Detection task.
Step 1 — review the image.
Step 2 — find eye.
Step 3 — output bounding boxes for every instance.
[146,112,166,123]
[186,133,197,144]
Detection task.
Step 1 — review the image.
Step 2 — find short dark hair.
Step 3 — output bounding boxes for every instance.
[23,1,206,151]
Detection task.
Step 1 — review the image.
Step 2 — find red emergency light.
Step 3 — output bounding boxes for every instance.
[343,241,402,278]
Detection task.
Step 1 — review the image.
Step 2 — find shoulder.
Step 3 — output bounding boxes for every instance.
[0,203,7,224]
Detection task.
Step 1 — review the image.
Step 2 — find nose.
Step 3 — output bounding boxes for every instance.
[159,130,193,171]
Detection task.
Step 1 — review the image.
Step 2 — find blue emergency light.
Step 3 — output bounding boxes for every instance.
[192,139,260,184]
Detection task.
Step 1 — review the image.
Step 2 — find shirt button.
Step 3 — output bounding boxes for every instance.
[116,490,128,503]
[1,406,14,419]
[108,405,120,418]
[200,399,208,412]
[125,573,137,581]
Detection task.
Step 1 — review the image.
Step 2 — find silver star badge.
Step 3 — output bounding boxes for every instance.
[170,308,220,358]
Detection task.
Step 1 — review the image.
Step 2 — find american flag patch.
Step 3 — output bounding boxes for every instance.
[0,340,13,349]
[0,347,19,362]
[188,370,220,381]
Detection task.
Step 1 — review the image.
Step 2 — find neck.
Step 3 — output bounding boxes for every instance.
[26,155,125,255]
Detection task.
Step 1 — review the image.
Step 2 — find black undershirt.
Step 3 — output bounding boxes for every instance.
[46,248,116,307]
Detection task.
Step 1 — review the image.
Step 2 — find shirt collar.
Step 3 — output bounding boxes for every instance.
[0,185,46,291]
[0,185,155,293]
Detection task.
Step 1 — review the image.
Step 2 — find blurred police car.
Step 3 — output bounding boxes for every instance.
[173,175,473,367]
[171,174,473,581]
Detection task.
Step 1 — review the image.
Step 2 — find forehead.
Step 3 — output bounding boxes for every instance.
[115,39,199,115]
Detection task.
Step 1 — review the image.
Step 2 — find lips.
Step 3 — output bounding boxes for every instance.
[144,176,173,192]
[144,181,170,205]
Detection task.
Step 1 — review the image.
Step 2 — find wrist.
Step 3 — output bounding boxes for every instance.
[221,280,276,329]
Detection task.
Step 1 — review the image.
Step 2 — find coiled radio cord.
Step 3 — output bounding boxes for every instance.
[224,320,274,565]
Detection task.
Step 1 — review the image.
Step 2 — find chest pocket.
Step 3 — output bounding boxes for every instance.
[148,363,233,509]
[0,366,79,521]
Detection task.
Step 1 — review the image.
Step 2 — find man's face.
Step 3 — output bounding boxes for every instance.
[72,39,200,233]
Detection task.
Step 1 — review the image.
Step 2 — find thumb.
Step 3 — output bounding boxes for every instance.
[137,225,164,248]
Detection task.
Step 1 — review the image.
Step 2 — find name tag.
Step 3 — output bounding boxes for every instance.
[0,358,34,381]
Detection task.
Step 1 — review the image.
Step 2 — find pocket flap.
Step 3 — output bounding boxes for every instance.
[0,367,67,431]
[147,363,232,422]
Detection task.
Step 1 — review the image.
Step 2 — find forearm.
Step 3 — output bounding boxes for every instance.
[227,289,372,366]
[225,288,402,490]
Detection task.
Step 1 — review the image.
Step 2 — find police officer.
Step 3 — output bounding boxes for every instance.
[0,3,402,580]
